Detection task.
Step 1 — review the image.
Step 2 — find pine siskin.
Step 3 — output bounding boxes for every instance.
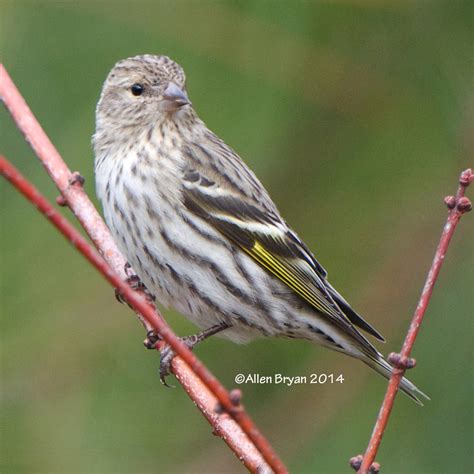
[93,55,427,403]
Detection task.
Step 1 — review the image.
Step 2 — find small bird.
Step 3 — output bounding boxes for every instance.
[93,54,426,403]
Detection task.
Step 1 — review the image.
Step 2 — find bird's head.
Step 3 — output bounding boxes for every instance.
[95,54,192,130]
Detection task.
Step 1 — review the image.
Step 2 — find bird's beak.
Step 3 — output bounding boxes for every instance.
[159,82,191,112]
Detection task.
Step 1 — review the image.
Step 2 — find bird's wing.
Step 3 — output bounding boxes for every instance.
[325,281,384,341]
[181,161,383,347]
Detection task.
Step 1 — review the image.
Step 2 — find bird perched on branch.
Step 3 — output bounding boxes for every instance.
[93,54,427,404]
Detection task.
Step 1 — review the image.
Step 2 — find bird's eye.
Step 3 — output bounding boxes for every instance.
[130,83,144,96]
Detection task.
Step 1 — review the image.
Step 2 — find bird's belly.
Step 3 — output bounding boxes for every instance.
[99,172,361,351]
[98,157,354,347]
[100,166,288,342]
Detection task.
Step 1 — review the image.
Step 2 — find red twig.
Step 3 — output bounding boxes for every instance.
[0,64,286,473]
[351,169,473,474]
[0,155,270,472]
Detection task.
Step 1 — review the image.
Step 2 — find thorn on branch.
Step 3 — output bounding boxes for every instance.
[388,352,416,370]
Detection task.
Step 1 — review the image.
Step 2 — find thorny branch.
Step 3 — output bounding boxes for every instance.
[0,64,285,474]
[350,168,473,474]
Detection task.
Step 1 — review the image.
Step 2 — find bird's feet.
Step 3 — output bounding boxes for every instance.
[158,322,231,387]
[159,334,198,388]
[115,263,155,306]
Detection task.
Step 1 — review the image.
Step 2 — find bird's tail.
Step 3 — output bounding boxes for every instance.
[362,353,429,406]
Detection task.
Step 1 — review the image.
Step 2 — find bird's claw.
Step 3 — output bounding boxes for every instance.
[159,335,200,387]
[115,265,155,306]
[144,330,160,349]
[158,323,230,386]
[159,346,176,388]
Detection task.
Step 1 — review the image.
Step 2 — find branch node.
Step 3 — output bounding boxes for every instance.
[459,168,473,186]
[229,388,243,406]
[69,171,85,187]
[388,352,416,369]
[56,194,68,206]
[214,392,243,416]
[349,455,363,471]
[369,462,381,473]
[350,455,381,473]
[444,195,456,209]
[457,196,472,213]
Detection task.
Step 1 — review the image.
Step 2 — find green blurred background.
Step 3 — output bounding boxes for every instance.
[1,1,472,473]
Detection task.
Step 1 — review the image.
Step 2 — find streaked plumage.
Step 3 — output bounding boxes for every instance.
[93,54,427,403]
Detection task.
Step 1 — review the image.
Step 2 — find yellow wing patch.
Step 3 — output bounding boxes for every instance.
[244,241,346,322]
